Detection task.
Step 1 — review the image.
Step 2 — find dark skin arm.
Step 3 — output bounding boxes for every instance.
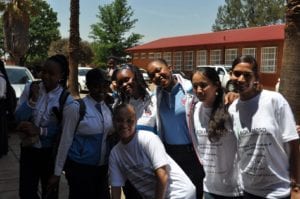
[111,187,122,199]
[154,165,169,199]
[289,139,300,198]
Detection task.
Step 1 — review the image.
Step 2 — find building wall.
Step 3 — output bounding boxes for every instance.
[129,40,284,89]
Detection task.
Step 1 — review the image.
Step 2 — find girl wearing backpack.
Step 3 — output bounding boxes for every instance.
[50,68,113,199]
[15,54,73,199]
[0,60,13,158]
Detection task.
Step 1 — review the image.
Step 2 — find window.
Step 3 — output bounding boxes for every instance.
[148,52,154,60]
[153,52,162,59]
[184,51,194,71]
[242,48,256,58]
[133,53,139,59]
[173,51,182,70]
[141,53,147,59]
[196,50,207,66]
[210,49,222,65]
[163,52,172,66]
[225,48,238,65]
[261,47,277,73]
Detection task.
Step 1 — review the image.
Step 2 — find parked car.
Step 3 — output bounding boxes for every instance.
[196,65,234,91]
[139,68,150,83]
[5,65,35,99]
[275,78,280,92]
[78,67,92,92]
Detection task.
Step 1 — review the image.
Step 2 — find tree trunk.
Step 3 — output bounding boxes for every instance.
[68,0,80,97]
[3,2,30,65]
[280,0,300,122]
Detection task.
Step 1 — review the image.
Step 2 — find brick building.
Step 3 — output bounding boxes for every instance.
[126,24,284,89]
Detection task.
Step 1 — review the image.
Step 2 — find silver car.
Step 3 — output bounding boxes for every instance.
[5,65,35,99]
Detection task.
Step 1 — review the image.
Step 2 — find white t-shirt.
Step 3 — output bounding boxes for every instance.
[193,101,242,196]
[229,90,299,198]
[109,131,196,199]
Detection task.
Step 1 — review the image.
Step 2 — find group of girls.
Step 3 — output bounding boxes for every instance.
[15,54,300,199]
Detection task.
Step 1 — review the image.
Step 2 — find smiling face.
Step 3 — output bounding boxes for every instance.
[40,60,63,92]
[113,104,137,144]
[230,62,258,99]
[146,60,173,89]
[116,68,138,98]
[192,71,218,107]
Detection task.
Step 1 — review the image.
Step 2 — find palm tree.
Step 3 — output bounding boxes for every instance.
[68,0,80,97]
[2,0,31,65]
[280,0,300,122]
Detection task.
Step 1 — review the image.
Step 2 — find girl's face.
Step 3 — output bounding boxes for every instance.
[114,105,136,144]
[116,69,138,97]
[89,82,110,102]
[192,72,218,107]
[40,60,63,92]
[147,61,173,89]
[230,62,257,97]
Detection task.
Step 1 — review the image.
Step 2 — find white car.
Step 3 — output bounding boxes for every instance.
[196,65,234,91]
[5,65,35,99]
[139,68,150,83]
[78,67,92,92]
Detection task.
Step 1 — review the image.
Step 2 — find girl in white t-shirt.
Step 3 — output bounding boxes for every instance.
[109,103,196,199]
[188,67,243,198]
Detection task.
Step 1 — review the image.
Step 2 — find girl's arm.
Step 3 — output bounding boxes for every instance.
[154,165,169,199]
[111,187,122,199]
[289,140,300,198]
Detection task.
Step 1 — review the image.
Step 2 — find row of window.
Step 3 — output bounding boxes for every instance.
[133,47,277,73]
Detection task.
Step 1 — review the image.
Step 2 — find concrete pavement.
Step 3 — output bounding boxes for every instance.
[0,131,69,199]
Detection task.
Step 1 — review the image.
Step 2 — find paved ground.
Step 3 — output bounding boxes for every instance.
[0,130,69,199]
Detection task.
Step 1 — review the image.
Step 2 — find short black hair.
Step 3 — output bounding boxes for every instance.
[86,68,111,86]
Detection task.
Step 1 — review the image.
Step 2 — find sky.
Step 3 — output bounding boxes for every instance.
[47,0,225,44]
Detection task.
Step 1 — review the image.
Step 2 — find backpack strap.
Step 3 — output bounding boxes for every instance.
[73,98,86,134]
[52,89,70,124]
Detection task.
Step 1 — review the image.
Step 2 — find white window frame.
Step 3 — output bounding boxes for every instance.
[173,51,182,70]
[196,50,207,66]
[148,52,154,60]
[260,47,277,73]
[133,53,139,60]
[163,52,172,66]
[242,48,256,58]
[210,49,222,65]
[184,51,194,71]
[153,52,161,60]
[140,53,147,59]
[225,48,238,65]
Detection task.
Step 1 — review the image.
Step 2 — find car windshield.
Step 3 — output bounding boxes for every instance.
[224,66,232,72]
[79,69,90,76]
[6,68,32,84]
[196,67,211,72]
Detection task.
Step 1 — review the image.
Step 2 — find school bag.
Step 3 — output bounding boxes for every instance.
[5,82,17,121]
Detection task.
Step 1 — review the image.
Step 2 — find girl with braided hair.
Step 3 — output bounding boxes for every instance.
[15,54,73,199]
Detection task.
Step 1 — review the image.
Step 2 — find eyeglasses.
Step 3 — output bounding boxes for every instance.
[192,82,209,90]
[230,71,253,79]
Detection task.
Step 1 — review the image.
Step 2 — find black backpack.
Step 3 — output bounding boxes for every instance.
[5,83,17,119]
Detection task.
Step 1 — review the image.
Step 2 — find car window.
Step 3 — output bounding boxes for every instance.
[6,68,32,84]
[78,69,90,76]
[217,68,225,75]
[197,67,210,72]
